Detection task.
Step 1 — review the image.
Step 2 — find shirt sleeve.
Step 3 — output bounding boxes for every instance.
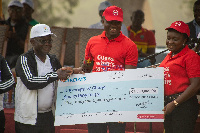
[0,56,15,94]
[186,53,200,78]
[147,30,156,48]
[125,42,138,66]
[84,40,94,63]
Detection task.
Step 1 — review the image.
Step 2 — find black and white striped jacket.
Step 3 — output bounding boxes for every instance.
[14,48,61,125]
[0,55,15,111]
[15,48,61,90]
[0,55,15,94]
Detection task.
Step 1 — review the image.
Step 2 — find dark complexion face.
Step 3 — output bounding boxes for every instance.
[22,3,34,20]
[166,30,187,54]
[131,11,144,27]
[31,35,52,58]
[8,6,23,22]
[102,17,122,40]
[194,4,200,25]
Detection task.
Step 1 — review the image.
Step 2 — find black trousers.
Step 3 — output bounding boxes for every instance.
[164,96,199,133]
[15,111,55,133]
[88,122,126,133]
[0,110,5,133]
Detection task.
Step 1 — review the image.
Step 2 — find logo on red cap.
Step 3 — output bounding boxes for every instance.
[102,6,123,22]
[174,22,181,27]
[165,21,190,37]
[113,10,118,16]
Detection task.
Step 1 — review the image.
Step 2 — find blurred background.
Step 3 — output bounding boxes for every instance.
[2,0,196,47]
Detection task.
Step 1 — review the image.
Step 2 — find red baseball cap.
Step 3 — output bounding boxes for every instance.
[165,21,190,37]
[102,5,123,22]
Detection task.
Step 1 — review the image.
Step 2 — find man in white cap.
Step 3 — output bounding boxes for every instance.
[89,1,128,37]
[21,0,39,26]
[5,0,29,69]
[14,24,81,133]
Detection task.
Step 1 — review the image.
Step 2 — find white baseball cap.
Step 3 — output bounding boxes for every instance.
[30,24,55,39]
[8,0,23,8]
[21,0,34,9]
[98,1,112,11]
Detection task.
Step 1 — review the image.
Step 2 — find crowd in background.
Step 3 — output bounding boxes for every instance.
[0,0,200,133]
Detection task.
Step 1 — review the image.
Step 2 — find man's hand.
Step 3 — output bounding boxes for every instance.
[61,67,73,74]
[192,44,200,52]
[73,67,85,74]
[0,14,5,21]
[138,48,146,57]
[82,59,94,73]
[145,63,160,68]
[162,101,176,116]
[57,67,73,81]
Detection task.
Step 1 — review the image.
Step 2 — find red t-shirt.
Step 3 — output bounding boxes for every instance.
[159,45,200,96]
[127,26,156,54]
[85,31,138,72]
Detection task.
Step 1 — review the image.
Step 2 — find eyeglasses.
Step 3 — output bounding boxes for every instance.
[34,39,53,45]
[9,8,22,13]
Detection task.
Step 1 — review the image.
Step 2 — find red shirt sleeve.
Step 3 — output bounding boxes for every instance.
[84,41,94,63]
[125,42,138,66]
[147,30,156,48]
[186,52,200,78]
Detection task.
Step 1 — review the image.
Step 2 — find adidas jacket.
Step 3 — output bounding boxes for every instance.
[0,55,15,111]
[14,48,61,125]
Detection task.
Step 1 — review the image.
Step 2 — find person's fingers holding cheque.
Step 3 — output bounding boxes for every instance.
[61,67,73,75]
[57,67,72,81]
[58,67,85,82]
[145,63,161,68]
[62,66,85,74]
[72,67,85,74]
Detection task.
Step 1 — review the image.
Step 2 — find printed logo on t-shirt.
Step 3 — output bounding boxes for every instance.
[140,35,144,40]
[94,55,124,72]
[164,67,171,85]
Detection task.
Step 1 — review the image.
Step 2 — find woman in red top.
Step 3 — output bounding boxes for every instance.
[159,21,200,133]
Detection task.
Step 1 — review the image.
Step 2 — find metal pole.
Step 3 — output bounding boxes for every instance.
[149,122,152,133]
[138,49,169,63]
[134,122,136,133]
[0,0,3,19]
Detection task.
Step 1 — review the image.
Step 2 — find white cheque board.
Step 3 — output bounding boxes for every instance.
[55,68,164,126]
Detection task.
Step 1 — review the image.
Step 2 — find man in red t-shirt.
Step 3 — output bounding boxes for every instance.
[81,5,138,133]
[127,10,156,68]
